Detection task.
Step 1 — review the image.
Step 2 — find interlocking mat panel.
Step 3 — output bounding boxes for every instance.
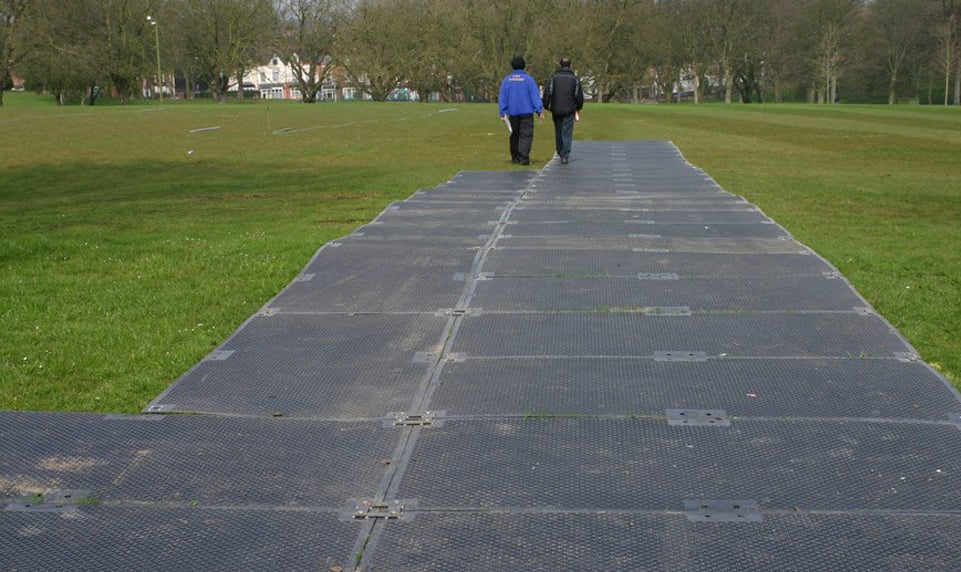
[4,141,961,571]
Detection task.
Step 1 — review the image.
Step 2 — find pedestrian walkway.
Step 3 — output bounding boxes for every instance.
[4,141,961,571]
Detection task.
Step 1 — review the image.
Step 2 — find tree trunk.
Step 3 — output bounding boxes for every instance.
[0,63,9,106]
[215,74,230,103]
[945,29,953,106]
[822,63,830,104]
[692,66,701,104]
[724,61,733,104]
[954,59,961,105]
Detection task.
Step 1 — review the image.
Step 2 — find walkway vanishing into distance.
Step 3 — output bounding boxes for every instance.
[4,141,961,571]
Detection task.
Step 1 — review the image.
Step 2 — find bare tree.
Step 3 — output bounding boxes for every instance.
[461,0,548,99]
[15,0,106,104]
[10,0,961,107]
[0,0,33,107]
[338,0,409,100]
[935,0,960,104]
[702,0,766,103]
[574,0,649,103]
[647,0,683,103]
[178,0,276,103]
[665,0,711,104]
[400,0,458,102]
[95,0,159,104]
[799,0,862,104]
[762,0,805,103]
[275,0,343,102]
[865,0,931,104]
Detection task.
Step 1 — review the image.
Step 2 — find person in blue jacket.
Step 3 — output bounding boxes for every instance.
[498,56,544,165]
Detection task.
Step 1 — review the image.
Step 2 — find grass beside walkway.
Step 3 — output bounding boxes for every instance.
[1,94,958,412]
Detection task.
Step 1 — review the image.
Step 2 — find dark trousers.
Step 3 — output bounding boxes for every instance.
[509,114,535,163]
[553,113,575,158]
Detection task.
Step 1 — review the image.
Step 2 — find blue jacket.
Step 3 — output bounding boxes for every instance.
[499,70,543,117]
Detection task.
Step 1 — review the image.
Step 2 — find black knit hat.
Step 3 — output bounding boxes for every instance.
[511,56,526,70]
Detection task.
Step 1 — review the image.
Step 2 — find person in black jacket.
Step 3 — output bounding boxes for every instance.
[542,57,584,165]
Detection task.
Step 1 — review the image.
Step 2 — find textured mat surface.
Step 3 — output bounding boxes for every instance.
[4,141,960,571]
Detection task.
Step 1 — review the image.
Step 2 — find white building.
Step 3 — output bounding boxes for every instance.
[239,55,371,101]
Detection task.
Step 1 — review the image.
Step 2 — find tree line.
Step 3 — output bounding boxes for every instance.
[1,0,959,107]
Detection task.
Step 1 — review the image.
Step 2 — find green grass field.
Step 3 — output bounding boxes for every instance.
[2,93,959,412]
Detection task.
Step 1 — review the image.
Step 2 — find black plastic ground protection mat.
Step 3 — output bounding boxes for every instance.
[392,197,521,208]
[376,202,511,220]
[539,156,706,171]
[349,218,502,240]
[428,358,959,420]
[508,206,770,224]
[495,235,810,254]
[1,505,362,572]
[504,220,788,239]
[517,196,754,209]
[7,140,959,571]
[536,167,708,186]
[151,313,448,417]
[537,185,723,198]
[394,418,961,511]
[526,180,735,192]
[529,187,740,200]
[440,170,536,190]
[267,244,479,313]
[535,169,721,183]
[365,512,961,572]
[450,313,910,359]
[406,189,522,202]
[470,275,864,312]
[336,232,490,249]
[0,412,397,507]
[482,249,832,278]
[536,166,722,178]
[370,203,510,225]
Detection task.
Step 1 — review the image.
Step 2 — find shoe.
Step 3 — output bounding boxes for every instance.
[560,156,569,164]
[520,160,530,165]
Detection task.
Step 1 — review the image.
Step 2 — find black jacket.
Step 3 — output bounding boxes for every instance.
[543,68,584,117]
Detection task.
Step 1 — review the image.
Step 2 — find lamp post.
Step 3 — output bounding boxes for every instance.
[146,15,162,103]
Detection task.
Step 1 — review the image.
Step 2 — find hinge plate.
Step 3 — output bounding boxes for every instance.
[342,498,416,522]
[206,350,234,361]
[894,351,919,362]
[436,308,480,317]
[683,499,761,522]
[666,409,730,427]
[386,411,446,428]
[4,489,92,513]
[654,351,707,362]
[104,414,166,421]
[637,273,680,281]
